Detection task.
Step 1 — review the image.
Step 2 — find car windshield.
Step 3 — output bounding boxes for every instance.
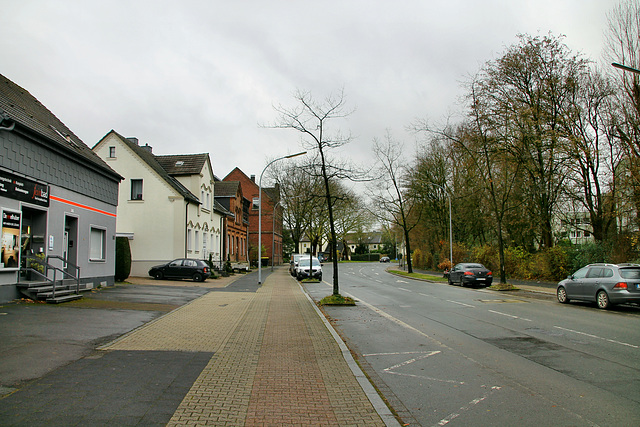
[466,264,484,269]
[620,268,640,280]
[299,259,320,267]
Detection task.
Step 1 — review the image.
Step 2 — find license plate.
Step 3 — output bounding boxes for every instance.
[477,278,485,281]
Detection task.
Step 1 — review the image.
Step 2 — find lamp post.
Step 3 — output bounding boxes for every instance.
[429,183,453,267]
[612,62,640,75]
[258,151,306,284]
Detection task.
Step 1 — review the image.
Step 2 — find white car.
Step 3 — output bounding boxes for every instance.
[295,256,322,281]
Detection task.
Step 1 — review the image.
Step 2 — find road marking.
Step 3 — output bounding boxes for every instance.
[554,326,639,349]
[446,300,475,308]
[488,309,532,322]
[398,287,412,292]
[397,280,409,283]
[436,386,502,426]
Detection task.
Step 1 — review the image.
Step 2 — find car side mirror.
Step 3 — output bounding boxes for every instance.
[567,275,573,280]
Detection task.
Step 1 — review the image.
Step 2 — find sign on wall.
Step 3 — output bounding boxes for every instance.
[1,209,21,269]
[0,169,49,207]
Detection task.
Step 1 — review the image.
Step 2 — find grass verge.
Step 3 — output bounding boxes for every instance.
[319,294,356,306]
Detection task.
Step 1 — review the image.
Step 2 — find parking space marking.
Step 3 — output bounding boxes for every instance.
[436,386,502,426]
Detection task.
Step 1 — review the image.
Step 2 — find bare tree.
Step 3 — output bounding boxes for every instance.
[605,0,640,229]
[269,89,357,296]
[367,131,422,273]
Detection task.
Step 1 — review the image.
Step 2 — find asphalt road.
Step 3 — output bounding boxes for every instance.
[303,262,640,427]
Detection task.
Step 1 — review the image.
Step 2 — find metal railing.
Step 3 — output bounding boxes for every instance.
[18,255,80,299]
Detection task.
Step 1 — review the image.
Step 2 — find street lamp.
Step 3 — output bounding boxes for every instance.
[429,183,453,268]
[258,151,306,284]
[612,62,640,75]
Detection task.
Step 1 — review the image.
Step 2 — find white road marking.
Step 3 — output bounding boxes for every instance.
[436,386,502,426]
[398,287,412,292]
[446,300,475,308]
[397,279,409,283]
[488,309,532,322]
[554,326,638,349]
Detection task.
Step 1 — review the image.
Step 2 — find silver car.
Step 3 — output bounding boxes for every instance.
[556,263,640,309]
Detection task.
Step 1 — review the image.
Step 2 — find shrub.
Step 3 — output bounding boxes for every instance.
[115,237,132,282]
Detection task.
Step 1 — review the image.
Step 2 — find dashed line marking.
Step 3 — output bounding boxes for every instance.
[446,300,475,308]
[398,287,412,292]
[554,326,638,349]
[488,309,532,322]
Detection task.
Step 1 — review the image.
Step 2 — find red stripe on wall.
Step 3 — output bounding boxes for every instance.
[50,195,117,218]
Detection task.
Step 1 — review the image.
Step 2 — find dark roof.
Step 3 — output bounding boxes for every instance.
[213,200,233,217]
[100,130,199,204]
[214,181,241,198]
[0,74,121,180]
[156,154,208,176]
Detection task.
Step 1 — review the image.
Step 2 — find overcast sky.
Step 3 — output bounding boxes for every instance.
[1,0,618,181]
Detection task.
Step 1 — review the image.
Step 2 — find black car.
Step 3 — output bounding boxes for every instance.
[448,263,492,287]
[149,258,211,282]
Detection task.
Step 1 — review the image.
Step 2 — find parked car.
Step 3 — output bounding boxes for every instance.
[149,258,211,282]
[556,263,640,309]
[380,256,390,263]
[447,263,492,287]
[289,253,304,277]
[295,256,322,281]
[317,253,326,263]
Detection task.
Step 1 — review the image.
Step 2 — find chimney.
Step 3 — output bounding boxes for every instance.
[250,175,255,182]
[127,137,139,145]
[141,143,152,153]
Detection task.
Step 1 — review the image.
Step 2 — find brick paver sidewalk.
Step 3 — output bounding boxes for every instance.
[103,267,389,426]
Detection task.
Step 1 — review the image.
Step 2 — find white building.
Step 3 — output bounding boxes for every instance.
[93,131,226,276]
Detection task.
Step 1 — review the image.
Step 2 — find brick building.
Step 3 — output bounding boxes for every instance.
[223,168,283,266]
[214,180,249,263]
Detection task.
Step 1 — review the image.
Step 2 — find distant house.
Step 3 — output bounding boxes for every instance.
[0,74,122,303]
[214,180,250,263]
[223,168,283,266]
[93,130,227,276]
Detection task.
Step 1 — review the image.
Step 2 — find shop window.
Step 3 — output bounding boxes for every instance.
[131,179,143,200]
[89,227,106,261]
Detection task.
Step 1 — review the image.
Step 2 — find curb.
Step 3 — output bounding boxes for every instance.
[299,282,401,427]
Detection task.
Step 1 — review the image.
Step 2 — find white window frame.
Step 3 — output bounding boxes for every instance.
[89,226,106,262]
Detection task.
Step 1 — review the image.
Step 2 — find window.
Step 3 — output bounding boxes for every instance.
[89,227,106,261]
[195,230,200,253]
[131,179,143,200]
[187,229,192,251]
[108,146,116,158]
[252,197,260,210]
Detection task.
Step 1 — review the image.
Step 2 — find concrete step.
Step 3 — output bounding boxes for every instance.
[46,294,83,304]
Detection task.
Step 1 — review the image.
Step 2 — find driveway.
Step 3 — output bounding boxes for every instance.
[0,273,244,396]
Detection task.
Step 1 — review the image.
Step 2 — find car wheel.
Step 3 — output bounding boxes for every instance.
[596,290,610,309]
[154,271,163,280]
[557,286,569,304]
[448,277,454,286]
[297,274,302,281]
[193,273,203,282]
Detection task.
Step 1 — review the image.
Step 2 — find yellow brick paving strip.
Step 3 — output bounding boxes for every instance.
[168,286,271,425]
[102,291,254,352]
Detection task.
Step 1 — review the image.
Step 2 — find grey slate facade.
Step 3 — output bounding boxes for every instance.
[0,74,122,303]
